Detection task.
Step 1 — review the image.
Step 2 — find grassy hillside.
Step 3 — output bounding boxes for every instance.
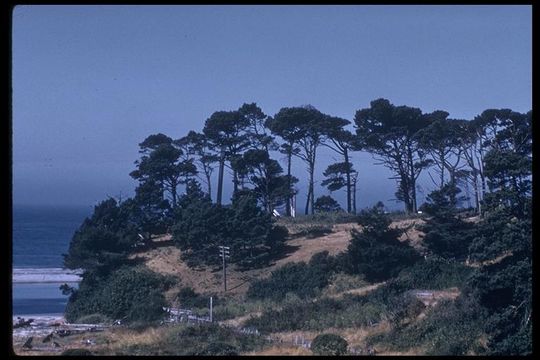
[15,213,486,356]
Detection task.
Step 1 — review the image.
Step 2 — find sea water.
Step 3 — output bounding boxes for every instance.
[12,205,91,316]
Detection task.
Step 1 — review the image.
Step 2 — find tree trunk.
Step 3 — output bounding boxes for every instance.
[286,150,292,216]
[205,171,212,201]
[408,146,417,213]
[352,176,357,214]
[232,168,239,196]
[310,158,316,215]
[171,180,177,208]
[344,148,352,213]
[217,152,225,205]
[440,151,445,189]
[305,161,315,215]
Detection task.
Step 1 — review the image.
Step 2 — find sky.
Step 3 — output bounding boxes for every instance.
[12,5,532,210]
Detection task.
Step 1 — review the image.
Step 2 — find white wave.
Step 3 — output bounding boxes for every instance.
[12,268,83,283]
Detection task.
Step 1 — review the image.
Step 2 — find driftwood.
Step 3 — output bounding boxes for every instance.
[14,318,34,329]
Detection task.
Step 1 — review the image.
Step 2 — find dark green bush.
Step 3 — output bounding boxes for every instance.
[195,342,239,355]
[344,204,421,281]
[396,258,473,290]
[75,313,111,324]
[368,295,486,355]
[299,224,333,238]
[61,348,93,356]
[176,287,212,309]
[311,333,348,355]
[244,295,387,333]
[247,251,334,301]
[65,266,171,323]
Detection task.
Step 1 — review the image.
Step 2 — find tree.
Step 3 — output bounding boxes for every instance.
[203,110,250,204]
[63,198,139,271]
[175,130,218,200]
[417,113,468,200]
[354,99,432,213]
[239,102,276,152]
[172,192,287,269]
[321,115,361,213]
[345,202,421,281]
[130,133,197,208]
[270,105,328,215]
[266,111,304,216]
[235,149,297,213]
[313,195,342,213]
[419,184,474,260]
[465,109,531,354]
[321,162,359,212]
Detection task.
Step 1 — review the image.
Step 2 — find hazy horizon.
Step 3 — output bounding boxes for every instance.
[12,5,532,210]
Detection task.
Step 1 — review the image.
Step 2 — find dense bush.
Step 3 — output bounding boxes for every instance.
[172,193,287,269]
[246,251,334,301]
[344,203,421,281]
[175,287,213,309]
[63,198,141,271]
[75,313,112,324]
[419,185,474,260]
[314,195,342,213]
[65,266,171,324]
[370,295,486,355]
[195,342,239,355]
[297,224,333,238]
[61,348,93,356]
[396,258,473,290]
[244,295,387,333]
[311,333,348,355]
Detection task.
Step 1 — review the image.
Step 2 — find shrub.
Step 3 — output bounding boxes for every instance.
[247,251,334,301]
[311,333,348,355]
[195,342,239,355]
[369,295,486,355]
[323,273,368,295]
[344,204,421,281]
[65,266,170,323]
[61,348,93,356]
[396,258,473,290]
[176,287,211,309]
[75,313,111,324]
[298,224,333,238]
[314,195,342,213]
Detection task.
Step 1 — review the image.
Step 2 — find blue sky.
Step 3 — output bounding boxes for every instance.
[12,5,532,210]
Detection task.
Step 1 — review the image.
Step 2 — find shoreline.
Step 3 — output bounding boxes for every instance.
[13,267,83,283]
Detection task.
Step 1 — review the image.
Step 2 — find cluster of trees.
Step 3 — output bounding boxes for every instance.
[125,100,530,220]
[61,98,530,353]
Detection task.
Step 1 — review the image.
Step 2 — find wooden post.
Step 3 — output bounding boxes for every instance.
[209,296,213,322]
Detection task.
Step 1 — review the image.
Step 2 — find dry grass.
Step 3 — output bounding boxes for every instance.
[465,251,513,268]
[246,345,312,355]
[129,217,428,299]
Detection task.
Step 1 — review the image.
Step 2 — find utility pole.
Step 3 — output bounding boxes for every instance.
[209,296,213,322]
[218,245,230,292]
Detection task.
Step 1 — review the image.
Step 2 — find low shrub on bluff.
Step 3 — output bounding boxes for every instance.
[246,251,335,301]
[65,266,173,324]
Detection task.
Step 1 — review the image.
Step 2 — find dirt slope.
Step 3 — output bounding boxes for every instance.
[131,219,426,298]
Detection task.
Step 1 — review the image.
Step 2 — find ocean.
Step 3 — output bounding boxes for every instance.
[12,205,91,316]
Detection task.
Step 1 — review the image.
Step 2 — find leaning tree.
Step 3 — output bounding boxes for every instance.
[354,99,432,213]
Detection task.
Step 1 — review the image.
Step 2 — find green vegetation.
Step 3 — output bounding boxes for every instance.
[112,323,266,356]
[60,101,530,355]
[65,266,172,324]
[311,333,349,355]
[342,203,421,281]
[172,191,288,269]
[313,195,342,213]
[247,251,335,301]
